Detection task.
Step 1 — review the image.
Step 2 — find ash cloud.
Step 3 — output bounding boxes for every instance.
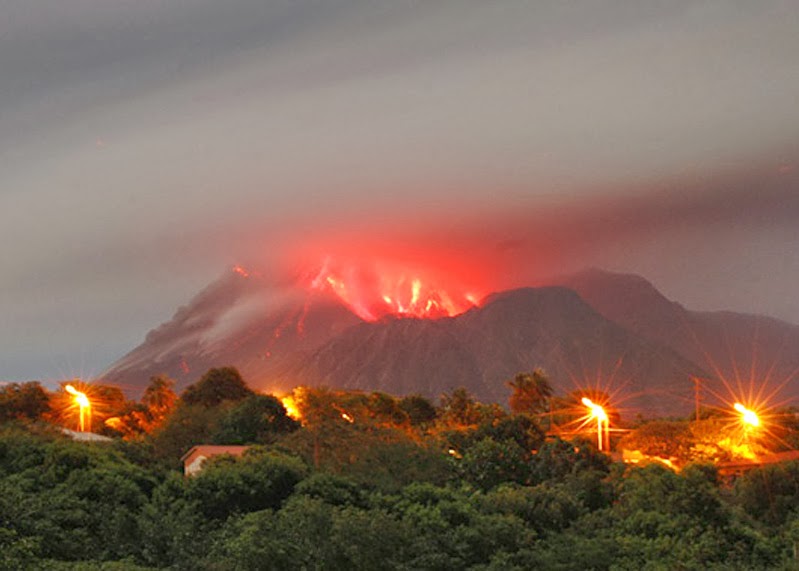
[2,1,799,379]
[268,162,799,322]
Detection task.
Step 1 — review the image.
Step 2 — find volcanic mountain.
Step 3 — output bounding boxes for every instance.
[102,266,798,417]
[294,286,702,416]
[557,268,799,410]
[103,270,362,394]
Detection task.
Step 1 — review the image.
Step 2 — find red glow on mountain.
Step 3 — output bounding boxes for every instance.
[308,257,480,321]
[232,265,250,278]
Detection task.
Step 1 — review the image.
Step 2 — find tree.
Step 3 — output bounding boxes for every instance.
[366,392,409,426]
[482,483,585,535]
[186,449,308,521]
[0,382,51,422]
[618,420,691,462]
[142,374,177,420]
[440,387,498,427]
[474,414,546,452]
[399,394,438,427]
[103,402,152,438]
[214,394,300,444]
[617,463,724,525]
[294,472,365,508]
[137,473,210,568]
[530,438,610,485]
[507,369,553,415]
[150,403,227,464]
[459,437,532,490]
[104,375,179,438]
[208,497,334,570]
[734,460,799,526]
[0,434,156,563]
[0,528,38,569]
[181,367,253,407]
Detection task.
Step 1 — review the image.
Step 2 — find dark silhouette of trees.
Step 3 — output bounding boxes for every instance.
[439,387,501,427]
[507,369,553,415]
[142,374,177,421]
[0,382,51,422]
[399,394,437,426]
[181,367,253,407]
[214,395,300,444]
[105,375,179,437]
[186,449,308,521]
[1,378,797,569]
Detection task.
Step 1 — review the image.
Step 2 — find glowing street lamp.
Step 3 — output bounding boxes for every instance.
[65,384,91,432]
[582,397,609,451]
[734,403,760,428]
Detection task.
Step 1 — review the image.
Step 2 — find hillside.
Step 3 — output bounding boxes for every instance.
[557,268,799,407]
[103,269,711,417]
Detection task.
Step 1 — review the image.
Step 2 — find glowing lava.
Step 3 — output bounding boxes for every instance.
[309,257,479,321]
[232,265,250,278]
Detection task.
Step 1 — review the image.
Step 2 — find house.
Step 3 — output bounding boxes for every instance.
[181,445,250,476]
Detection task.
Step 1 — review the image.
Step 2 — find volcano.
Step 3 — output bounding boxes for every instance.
[556,268,799,410]
[102,269,362,394]
[293,286,703,416]
[101,265,799,418]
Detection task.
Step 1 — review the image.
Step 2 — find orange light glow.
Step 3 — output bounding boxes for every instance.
[232,264,250,278]
[734,403,760,427]
[281,394,301,421]
[341,412,354,423]
[65,384,91,432]
[581,397,608,421]
[309,257,479,321]
[581,397,609,451]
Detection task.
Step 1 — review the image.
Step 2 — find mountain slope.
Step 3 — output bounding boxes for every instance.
[103,267,797,418]
[286,287,703,416]
[102,270,363,394]
[556,269,799,406]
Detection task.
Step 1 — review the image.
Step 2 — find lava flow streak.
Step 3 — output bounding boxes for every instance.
[309,257,480,321]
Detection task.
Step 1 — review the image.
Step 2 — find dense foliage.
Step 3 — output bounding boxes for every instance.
[1,371,798,569]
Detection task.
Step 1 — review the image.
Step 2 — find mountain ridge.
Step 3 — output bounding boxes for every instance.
[558,268,799,407]
[101,267,798,417]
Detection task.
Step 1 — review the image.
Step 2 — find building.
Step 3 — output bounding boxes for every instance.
[181,445,250,476]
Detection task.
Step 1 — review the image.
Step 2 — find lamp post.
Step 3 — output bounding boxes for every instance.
[734,402,759,429]
[582,397,609,451]
[65,384,91,432]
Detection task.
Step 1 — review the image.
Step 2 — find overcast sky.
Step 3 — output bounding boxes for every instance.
[2,1,798,381]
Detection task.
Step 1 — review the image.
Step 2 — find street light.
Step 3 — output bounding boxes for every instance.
[582,397,609,451]
[734,402,760,428]
[65,384,91,432]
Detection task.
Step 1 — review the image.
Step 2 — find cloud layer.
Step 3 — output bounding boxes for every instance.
[1,1,798,380]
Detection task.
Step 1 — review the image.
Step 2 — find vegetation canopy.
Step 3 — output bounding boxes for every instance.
[0,369,797,569]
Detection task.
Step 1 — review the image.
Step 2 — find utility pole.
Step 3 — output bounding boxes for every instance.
[692,376,702,422]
